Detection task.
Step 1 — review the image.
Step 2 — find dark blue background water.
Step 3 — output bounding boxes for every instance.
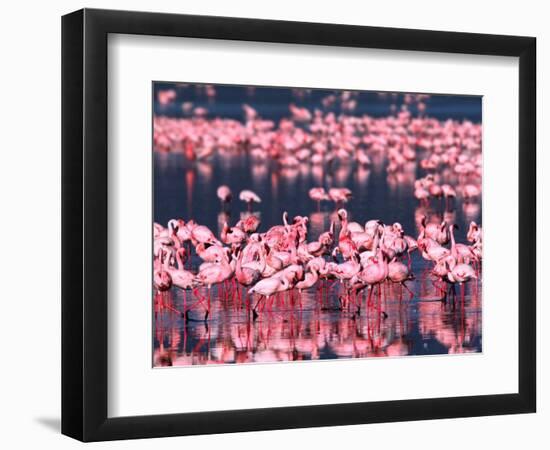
[154,82,482,122]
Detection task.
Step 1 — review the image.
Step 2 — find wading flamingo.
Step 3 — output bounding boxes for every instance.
[388,259,414,300]
[239,190,262,211]
[308,187,329,210]
[216,185,232,210]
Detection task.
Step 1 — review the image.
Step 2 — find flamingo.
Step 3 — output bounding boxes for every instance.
[308,187,329,210]
[294,265,320,292]
[216,185,232,210]
[221,222,247,248]
[333,256,361,283]
[429,183,443,200]
[446,259,477,303]
[196,256,234,320]
[388,259,414,300]
[235,253,263,287]
[166,248,195,289]
[421,238,451,263]
[191,224,220,246]
[441,184,456,209]
[153,269,172,292]
[156,219,181,245]
[162,248,198,317]
[414,186,430,204]
[467,221,482,243]
[195,243,228,263]
[328,188,352,207]
[236,215,261,234]
[356,249,389,316]
[239,190,261,210]
[249,275,291,319]
[462,184,481,202]
[420,216,449,245]
[449,224,477,264]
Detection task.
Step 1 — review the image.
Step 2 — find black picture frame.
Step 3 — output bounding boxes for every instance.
[62,8,536,442]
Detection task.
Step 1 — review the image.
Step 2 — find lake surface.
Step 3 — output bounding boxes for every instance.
[152,84,482,366]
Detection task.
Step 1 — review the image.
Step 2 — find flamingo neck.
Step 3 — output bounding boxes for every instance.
[175,250,184,270]
[377,249,387,276]
[162,250,171,270]
[372,229,381,253]
[339,217,349,240]
[221,223,228,241]
[280,277,289,290]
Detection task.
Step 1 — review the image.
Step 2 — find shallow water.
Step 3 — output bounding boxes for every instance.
[154,274,481,366]
[153,85,482,366]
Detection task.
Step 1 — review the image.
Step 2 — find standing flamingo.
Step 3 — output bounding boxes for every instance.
[216,185,232,211]
[388,259,414,300]
[196,256,234,320]
[446,259,477,304]
[360,249,389,309]
[308,187,329,210]
[239,190,262,211]
[328,188,352,208]
[249,275,291,320]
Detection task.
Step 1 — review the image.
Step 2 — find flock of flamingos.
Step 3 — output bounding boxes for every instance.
[154,197,482,322]
[152,91,483,329]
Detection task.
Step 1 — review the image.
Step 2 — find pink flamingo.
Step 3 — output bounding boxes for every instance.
[235,254,263,288]
[154,269,172,292]
[319,221,335,246]
[467,221,482,243]
[420,216,449,245]
[462,184,480,202]
[403,234,418,268]
[195,243,228,263]
[333,255,361,284]
[239,190,261,211]
[388,259,414,300]
[414,186,430,204]
[236,215,261,234]
[221,222,247,248]
[441,184,456,209]
[328,188,352,208]
[446,259,477,303]
[166,248,195,288]
[191,224,220,246]
[308,187,329,210]
[216,185,232,210]
[449,224,477,264]
[249,275,291,319]
[357,249,389,317]
[195,256,234,320]
[421,238,451,263]
[295,266,320,293]
[164,248,198,317]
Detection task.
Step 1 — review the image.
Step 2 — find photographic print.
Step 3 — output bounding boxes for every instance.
[153,83,482,367]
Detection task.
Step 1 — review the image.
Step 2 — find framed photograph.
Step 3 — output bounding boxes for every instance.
[62,8,536,442]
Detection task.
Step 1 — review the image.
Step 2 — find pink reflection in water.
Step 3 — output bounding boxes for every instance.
[153,270,481,367]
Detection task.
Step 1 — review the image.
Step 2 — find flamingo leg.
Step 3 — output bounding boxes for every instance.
[367,285,372,308]
[402,281,414,300]
[205,288,211,321]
